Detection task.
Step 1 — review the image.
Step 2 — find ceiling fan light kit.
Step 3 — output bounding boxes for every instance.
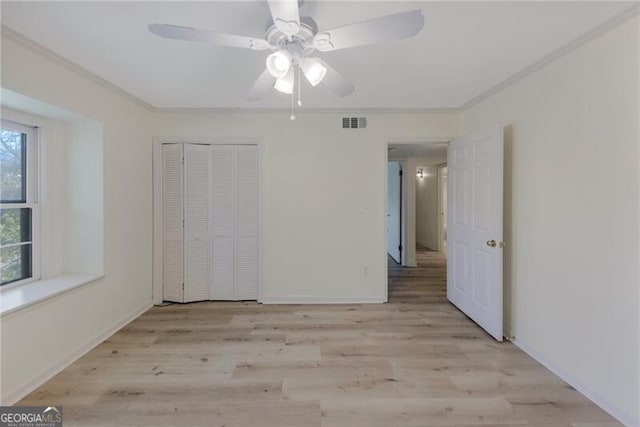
[149,1,424,118]
[300,57,327,86]
[274,68,295,94]
[266,50,293,78]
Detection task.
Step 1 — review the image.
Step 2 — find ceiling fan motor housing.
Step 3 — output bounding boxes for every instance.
[266,16,318,56]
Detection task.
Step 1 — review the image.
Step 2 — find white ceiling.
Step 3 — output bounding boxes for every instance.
[1,1,634,110]
[389,142,447,165]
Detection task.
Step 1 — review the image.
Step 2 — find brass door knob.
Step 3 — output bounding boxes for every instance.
[486,240,497,248]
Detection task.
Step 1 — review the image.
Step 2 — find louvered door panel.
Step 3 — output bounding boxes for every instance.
[210,146,235,300]
[162,144,184,302]
[234,146,259,300]
[184,144,211,302]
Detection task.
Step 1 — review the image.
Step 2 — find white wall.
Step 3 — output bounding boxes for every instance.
[460,15,639,425]
[0,30,458,401]
[0,32,155,403]
[152,112,458,303]
[65,122,103,275]
[415,166,439,250]
[402,157,417,267]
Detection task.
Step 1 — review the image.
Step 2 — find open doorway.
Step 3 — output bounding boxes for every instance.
[386,126,504,340]
[387,141,448,293]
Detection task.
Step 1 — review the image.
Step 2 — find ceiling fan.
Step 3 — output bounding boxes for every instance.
[149,0,424,118]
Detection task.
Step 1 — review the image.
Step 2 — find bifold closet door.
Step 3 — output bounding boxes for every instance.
[183,144,211,302]
[210,146,235,300]
[162,143,184,302]
[210,145,258,301]
[234,146,258,300]
[162,143,258,303]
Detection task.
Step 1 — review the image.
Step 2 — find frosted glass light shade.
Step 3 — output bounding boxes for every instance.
[266,50,292,79]
[300,57,327,86]
[274,69,294,94]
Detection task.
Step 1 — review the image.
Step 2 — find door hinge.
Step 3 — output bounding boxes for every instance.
[399,170,403,176]
[399,245,402,251]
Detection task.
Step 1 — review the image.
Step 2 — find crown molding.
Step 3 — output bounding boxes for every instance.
[1,24,156,112]
[3,3,638,116]
[0,24,460,114]
[460,4,640,112]
[153,107,460,114]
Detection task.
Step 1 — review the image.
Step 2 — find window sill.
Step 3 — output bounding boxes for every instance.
[0,274,105,317]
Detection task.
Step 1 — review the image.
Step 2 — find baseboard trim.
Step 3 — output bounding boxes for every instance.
[260,296,385,304]
[416,240,438,252]
[512,337,639,427]
[1,301,152,405]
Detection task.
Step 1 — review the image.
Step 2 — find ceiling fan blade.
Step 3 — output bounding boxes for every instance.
[245,69,277,101]
[149,23,270,50]
[267,0,301,36]
[313,9,424,52]
[318,59,355,97]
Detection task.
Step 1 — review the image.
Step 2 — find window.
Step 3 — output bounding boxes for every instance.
[0,120,38,286]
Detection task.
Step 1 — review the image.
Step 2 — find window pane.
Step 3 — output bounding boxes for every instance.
[0,243,32,285]
[0,128,27,202]
[0,208,32,245]
[0,207,32,286]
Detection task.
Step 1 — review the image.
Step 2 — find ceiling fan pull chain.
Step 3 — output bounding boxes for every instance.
[290,82,296,121]
[297,66,302,107]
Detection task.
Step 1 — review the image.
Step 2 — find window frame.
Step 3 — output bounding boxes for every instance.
[1,119,40,288]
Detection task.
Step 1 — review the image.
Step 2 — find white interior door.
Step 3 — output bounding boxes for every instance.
[387,161,402,263]
[184,144,211,302]
[162,143,184,303]
[447,125,504,341]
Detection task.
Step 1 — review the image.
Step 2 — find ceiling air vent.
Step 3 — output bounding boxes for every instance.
[342,117,367,129]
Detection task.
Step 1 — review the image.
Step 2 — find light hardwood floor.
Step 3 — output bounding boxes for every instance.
[19,247,620,426]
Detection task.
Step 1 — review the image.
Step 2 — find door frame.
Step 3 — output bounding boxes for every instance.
[384,137,455,300]
[152,137,264,305]
[437,164,448,252]
[386,160,403,264]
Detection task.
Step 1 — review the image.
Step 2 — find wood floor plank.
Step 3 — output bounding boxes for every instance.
[15,247,620,426]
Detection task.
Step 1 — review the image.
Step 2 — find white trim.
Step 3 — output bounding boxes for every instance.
[416,239,437,252]
[1,119,41,285]
[512,336,639,427]
[261,296,385,304]
[461,4,639,111]
[1,25,155,112]
[152,140,164,305]
[155,107,460,114]
[437,163,447,253]
[0,301,152,405]
[0,274,104,317]
[154,136,263,146]
[382,141,389,302]
[3,5,637,114]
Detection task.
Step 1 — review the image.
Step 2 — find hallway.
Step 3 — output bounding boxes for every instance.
[388,246,446,304]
